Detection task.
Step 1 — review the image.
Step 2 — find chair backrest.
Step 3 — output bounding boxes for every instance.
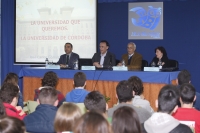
[27,100,38,114]
[168,59,179,68]
[63,102,86,114]
[141,60,148,70]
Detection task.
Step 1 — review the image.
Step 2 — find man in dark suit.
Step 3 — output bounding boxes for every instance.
[57,42,79,68]
[92,40,116,68]
[118,42,142,70]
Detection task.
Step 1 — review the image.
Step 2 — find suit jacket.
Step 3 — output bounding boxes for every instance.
[92,51,116,67]
[121,52,142,70]
[57,52,79,68]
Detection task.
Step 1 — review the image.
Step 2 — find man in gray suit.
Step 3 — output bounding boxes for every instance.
[57,42,79,68]
[92,40,116,68]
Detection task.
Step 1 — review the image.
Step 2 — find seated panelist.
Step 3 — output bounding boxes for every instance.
[117,42,142,70]
[57,42,79,68]
[150,46,169,68]
[92,40,116,68]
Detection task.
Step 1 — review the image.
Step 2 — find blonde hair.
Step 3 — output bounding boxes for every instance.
[54,103,82,132]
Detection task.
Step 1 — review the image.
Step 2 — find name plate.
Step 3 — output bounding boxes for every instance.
[45,65,60,69]
[144,67,159,72]
[81,66,95,70]
[113,66,128,71]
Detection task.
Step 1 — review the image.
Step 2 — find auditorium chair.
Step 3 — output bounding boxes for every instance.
[141,60,148,71]
[168,59,179,70]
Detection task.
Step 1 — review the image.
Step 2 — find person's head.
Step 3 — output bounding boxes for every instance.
[127,42,136,55]
[84,91,107,114]
[177,70,191,85]
[99,40,109,54]
[112,106,141,133]
[155,46,167,59]
[0,100,6,118]
[54,103,82,132]
[3,73,19,86]
[180,83,196,105]
[0,83,19,107]
[38,86,58,106]
[64,42,73,54]
[128,76,144,96]
[73,111,113,133]
[0,116,26,133]
[73,72,86,87]
[42,71,58,87]
[116,80,133,103]
[157,85,179,114]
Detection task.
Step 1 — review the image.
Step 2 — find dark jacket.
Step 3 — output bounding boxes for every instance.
[57,52,79,68]
[150,56,170,68]
[23,104,57,133]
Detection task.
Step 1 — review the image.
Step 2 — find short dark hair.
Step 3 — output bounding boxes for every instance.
[38,86,58,105]
[116,80,133,103]
[42,71,58,87]
[180,83,195,104]
[155,46,167,57]
[112,106,141,133]
[65,42,73,48]
[84,91,106,113]
[177,70,191,85]
[0,116,26,133]
[74,72,86,87]
[158,85,179,114]
[3,72,19,86]
[0,100,6,117]
[128,76,144,95]
[100,40,109,47]
[0,83,19,104]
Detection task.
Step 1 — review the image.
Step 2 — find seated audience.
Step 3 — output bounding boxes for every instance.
[66,72,89,103]
[0,116,26,133]
[112,106,141,133]
[107,80,151,123]
[2,72,23,107]
[143,85,192,133]
[24,86,58,133]
[0,83,26,120]
[54,103,82,133]
[73,111,113,133]
[150,46,170,68]
[176,69,200,110]
[117,42,142,70]
[34,71,65,107]
[173,83,200,133]
[128,76,154,114]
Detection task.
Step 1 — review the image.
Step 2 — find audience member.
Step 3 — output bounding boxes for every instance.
[176,69,200,110]
[107,80,151,123]
[173,83,200,133]
[112,106,141,133]
[2,72,23,107]
[73,111,113,133]
[34,71,65,107]
[54,103,81,133]
[143,85,192,133]
[117,42,142,70]
[0,83,26,120]
[150,46,170,68]
[66,72,89,103]
[128,76,154,114]
[0,100,6,117]
[92,40,116,68]
[57,42,79,68]
[0,116,26,133]
[24,86,58,133]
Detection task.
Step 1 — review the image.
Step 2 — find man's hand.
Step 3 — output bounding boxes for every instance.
[60,64,67,68]
[93,62,102,68]
[117,63,122,66]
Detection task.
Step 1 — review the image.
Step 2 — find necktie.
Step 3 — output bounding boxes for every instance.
[128,55,132,65]
[66,55,69,64]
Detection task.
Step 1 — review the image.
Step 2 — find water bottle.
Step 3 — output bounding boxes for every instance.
[151,62,156,67]
[158,60,162,69]
[45,58,49,68]
[122,60,125,67]
[74,60,78,70]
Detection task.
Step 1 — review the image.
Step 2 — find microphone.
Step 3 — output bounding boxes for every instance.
[107,54,113,70]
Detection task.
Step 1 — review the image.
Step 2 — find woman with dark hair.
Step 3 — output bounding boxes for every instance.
[112,106,141,133]
[150,46,170,68]
[0,116,26,133]
[73,111,113,133]
[34,71,65,107]
[2,73,24,107]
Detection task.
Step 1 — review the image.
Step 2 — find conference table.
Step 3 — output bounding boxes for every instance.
[18,67,179,111]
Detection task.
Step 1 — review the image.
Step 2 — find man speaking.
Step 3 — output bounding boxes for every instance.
[92,40,116,68]
[57,42,79,68]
